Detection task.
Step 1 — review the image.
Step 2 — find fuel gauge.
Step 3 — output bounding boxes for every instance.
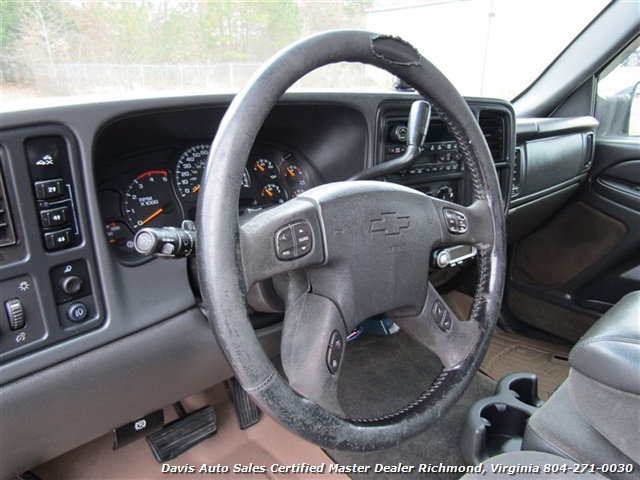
[283,164,308,187]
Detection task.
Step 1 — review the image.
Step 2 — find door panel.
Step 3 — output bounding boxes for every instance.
[505,137,640,343]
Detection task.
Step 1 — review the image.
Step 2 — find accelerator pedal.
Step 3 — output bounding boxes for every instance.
[147,406,217,462]
[229,377,260,430]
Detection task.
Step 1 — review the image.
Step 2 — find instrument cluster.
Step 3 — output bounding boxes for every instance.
[99,142,320,263]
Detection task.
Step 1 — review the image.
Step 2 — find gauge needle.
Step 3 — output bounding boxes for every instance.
[140,208,164,226]
[287,167,296,177]
[264,189,273,197]
[193,184,201,193]
[256,164,265,172]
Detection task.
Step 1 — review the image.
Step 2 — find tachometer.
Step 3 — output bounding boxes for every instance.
[175,144,209,201]
[124,170,181,230]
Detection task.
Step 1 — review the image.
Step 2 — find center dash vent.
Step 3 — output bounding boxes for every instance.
[0,164,17,247]
[479,113,505,163]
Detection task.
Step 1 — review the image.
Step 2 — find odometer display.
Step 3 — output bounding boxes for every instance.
[175,144,209,201]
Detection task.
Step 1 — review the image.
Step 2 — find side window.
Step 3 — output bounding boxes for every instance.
[596,46,640,137]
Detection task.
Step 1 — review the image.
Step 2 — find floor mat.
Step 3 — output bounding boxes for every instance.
[328,331,496,480]
[480,328,571,400]
[33,384,349,480]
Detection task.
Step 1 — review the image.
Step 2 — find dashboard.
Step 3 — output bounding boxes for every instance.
[0,91,598,479]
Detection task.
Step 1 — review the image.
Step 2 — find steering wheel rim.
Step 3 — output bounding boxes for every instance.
[198,30,506,451]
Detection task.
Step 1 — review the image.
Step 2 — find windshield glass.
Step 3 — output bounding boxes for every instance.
[1,0,609,110]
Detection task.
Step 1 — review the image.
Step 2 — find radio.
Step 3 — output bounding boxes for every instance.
[384,120,464,176]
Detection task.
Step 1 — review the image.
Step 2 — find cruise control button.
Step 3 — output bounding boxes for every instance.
[329,330,344,356]
[326,346,340,375]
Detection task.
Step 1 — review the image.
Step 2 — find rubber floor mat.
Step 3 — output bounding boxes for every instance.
[481,328,571,400]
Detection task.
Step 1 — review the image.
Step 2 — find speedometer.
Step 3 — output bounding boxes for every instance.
[175,144,209,202]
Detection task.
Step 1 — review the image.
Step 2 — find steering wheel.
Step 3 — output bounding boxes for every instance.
[197,30,506,451]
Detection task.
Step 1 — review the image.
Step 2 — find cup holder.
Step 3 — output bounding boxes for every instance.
[460,373,543,465]
[499,373,544,408]
[481,403,531,457]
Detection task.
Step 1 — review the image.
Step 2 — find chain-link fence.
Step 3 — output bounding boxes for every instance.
[28,62,392,97]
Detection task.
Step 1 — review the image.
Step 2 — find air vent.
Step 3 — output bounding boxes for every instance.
[512,147,523,197]
[0,165,17,247]
[583,132,595,171]
[479,113,505,163]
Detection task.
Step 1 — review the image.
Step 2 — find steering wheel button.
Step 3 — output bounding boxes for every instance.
[443,208,468,235]
[292,222,311,239]
[329,330,344,356]
[275,226,296,260]
[439,312,452,332]
[326,347,340,375]
[297,238,311,255]
[277,227,293,244]
[278,248,294,260]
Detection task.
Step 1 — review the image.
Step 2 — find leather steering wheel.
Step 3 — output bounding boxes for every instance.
[197,30,506,451]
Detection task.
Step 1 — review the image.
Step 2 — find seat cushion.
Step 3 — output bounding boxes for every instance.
[523,381,640,479]
[569,291,640,395]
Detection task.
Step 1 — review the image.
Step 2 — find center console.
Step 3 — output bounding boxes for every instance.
[377,99,515,210]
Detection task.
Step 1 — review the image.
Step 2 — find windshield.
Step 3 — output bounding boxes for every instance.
[1,0,609,110]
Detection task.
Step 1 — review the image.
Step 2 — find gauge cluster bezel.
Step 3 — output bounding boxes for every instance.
[97,140,321,265]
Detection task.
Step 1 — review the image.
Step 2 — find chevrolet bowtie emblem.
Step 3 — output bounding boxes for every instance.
[370,213,411,235]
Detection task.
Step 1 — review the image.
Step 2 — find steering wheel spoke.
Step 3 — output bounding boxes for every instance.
[431,198,494,249]
[239,199,324,288]
[280,293,348,416]
[395,283,480,370]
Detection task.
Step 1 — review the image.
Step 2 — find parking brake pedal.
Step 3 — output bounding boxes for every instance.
[147,406,217,462]
[229,377,260,430]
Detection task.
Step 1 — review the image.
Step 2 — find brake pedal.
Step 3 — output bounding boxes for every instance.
[229,377,260,430]
[147,406,217,462]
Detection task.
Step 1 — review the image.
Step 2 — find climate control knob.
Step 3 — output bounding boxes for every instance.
[390,124,408,143]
